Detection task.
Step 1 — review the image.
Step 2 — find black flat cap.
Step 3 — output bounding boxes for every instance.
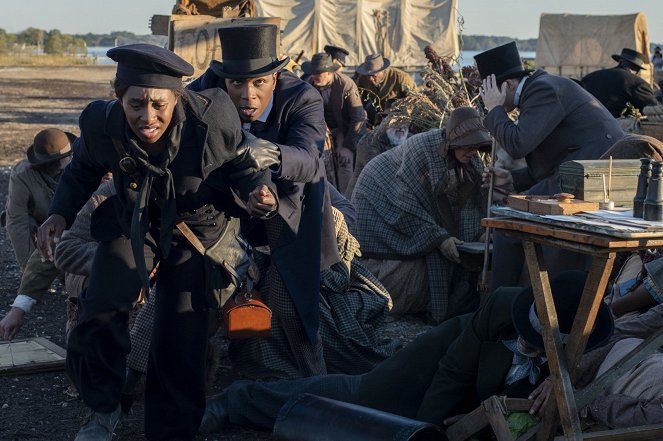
[324,44,350,66]
[107,43,194,89]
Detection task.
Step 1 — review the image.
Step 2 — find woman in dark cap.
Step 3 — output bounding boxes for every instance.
[36,43,277,441]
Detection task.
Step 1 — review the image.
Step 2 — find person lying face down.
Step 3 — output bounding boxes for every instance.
[199,270,614,434]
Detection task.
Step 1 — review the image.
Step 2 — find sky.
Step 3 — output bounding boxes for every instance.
[1,0,662,43]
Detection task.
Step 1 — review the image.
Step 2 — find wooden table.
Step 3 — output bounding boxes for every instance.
[482,214,663,441]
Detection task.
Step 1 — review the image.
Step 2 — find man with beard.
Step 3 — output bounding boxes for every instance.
[302,52,366,195]
[188,24,340,377]
[344,114,409,198]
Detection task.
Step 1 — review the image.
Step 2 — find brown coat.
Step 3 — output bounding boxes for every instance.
[5,159,58,271]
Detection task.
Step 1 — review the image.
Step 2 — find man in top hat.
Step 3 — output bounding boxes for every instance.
[199,270,614,434]
[581,48,658,118]
[302,52,366,195]
[37,43,276,441]
[189,24,341,377]
[324,44,350,72]
[355,53,416,125]
[477,41,624,291]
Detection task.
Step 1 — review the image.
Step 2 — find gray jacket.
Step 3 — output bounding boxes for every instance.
[5,159,58,271]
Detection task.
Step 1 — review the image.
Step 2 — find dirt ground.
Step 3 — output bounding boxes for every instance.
[0,65,430,440]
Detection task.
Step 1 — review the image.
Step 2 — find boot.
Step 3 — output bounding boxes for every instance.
[120,367,142,415]
[74,404,122,441]
[198,391,229,434]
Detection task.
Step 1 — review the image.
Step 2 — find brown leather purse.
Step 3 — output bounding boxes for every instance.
[221,289,272,339]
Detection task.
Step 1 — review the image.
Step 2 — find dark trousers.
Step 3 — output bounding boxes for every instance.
[66,235,210,441]
[489,230,592,292]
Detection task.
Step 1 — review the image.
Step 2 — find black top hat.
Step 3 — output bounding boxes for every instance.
[356,54,391,76]
[26,128,76,165]
[612,48,648,70]
[107,44,194,89]
[512,270,614,352]
[323,44,350,66]
[474,41,533,84]
[210,24,290,79]
[301,53,341,75]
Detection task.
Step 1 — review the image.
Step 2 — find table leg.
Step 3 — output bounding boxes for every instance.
[522,241,582,441]
[566,253,615,382]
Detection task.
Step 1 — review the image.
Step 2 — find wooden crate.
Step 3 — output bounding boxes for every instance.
[640,121,663,142]
[507,195,599,215]
[559,159,641,208]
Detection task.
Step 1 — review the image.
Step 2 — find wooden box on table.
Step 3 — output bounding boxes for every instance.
[559,159,640,208]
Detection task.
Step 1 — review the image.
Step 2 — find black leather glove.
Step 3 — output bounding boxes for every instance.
[229,130,281,180]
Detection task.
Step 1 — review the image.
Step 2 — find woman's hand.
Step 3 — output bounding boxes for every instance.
[247,184,278,218]
[37,214,66,262]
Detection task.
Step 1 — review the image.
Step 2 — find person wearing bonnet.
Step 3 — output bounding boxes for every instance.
[351,106,492,323]
[36,43,278,441]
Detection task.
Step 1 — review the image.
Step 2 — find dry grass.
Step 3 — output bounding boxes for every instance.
[0,54,91,66]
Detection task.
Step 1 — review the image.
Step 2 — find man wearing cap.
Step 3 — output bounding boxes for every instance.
[4,128,74,271]
[188,24,340,377]
[355,53,416,125]
[352,107,491,323]
[199,270,614,434]
[0,128,74,341]
[477,41,624,291]
[37,43,277,441]
[302,52,366,194]
[581,48,658,118]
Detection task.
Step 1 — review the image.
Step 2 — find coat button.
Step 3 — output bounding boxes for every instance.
[129,182,138,190]
[606,133,613,139]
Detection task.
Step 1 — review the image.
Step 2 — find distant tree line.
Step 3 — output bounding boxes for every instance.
[0,28,167,56]
[461,35,537,52]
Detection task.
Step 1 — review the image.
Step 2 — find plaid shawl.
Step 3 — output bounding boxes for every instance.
[352,128,486,322]
[229,208,400,380]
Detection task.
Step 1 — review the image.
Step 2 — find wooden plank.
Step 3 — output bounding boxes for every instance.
[522,242,582,441]
[0,337,66,376]
[484,396,515,441]
[552,423,663,441]
[575,328,663,409]
[483,217,663,249]
[566,254,615,383]
[485,208,663,240]
[446,401,489,441]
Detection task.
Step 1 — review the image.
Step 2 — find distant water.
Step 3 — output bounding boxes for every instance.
[83,47,536,67]
[86,46,114,65]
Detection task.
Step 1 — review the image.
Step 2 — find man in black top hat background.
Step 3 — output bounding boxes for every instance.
[323,44,350,73]
[37,43,276,441]
[477,41,624,292]
[302,52,366,195]
[581,48,658,118]
[189,24,341,377]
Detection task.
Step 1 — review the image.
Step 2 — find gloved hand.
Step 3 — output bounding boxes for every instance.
[439,236,464,263]
[229,130,281,180]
